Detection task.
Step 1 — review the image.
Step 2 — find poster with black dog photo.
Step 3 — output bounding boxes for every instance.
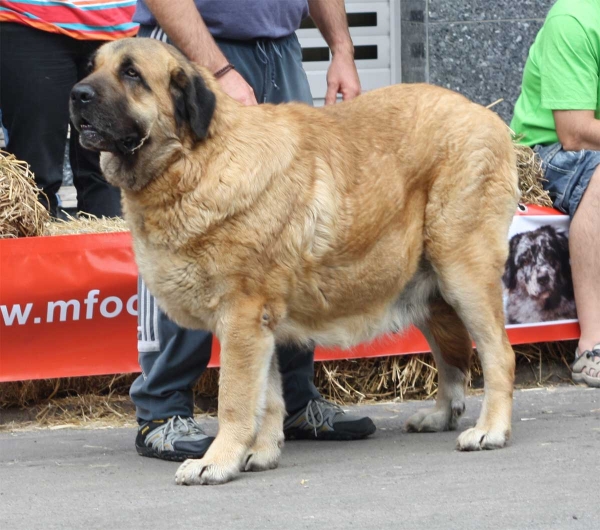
[503,212,578,327]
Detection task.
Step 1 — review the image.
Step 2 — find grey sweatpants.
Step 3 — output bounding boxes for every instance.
[130,27,320,421]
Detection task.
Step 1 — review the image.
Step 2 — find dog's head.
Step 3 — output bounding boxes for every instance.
[69,38,216,191]
[503,225,572,304]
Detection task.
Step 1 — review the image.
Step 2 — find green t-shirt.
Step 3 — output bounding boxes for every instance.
[511,0,600,147]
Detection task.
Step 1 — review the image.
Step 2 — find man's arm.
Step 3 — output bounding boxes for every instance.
[553,110,600,151]
[144,0,257,105]
[539,15,600,150]
[308,0,361,104]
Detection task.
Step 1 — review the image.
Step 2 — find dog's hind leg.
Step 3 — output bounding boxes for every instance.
[434,257,515,450]
[423,143,517,450]
[451,281,515,451]
[175,298,277,485]
[244,353,285,472]
[405,298,472,433]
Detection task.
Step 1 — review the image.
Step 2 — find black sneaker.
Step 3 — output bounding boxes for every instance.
[135,416,214,462]
[283,398,376,441]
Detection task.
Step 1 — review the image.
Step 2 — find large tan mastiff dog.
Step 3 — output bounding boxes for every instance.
[70,38,520,485]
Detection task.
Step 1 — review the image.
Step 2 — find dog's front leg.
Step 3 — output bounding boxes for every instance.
[244,353,285,472]
[175,298,276,486]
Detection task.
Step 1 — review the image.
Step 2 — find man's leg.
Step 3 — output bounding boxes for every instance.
[570,167,600,352]
[215,36,323,414]
[130,25,229,461]
[569,167,600,387]
[538,145,600,387]
[276,343,320,413]
[130,27,215,461]
[254,34,375,438]
[131,279,214,460]
[0,23,74,216]
[131,27,375,454]
[70,40,122,217]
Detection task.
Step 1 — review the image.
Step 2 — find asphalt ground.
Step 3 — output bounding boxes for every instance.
[1,385,598,530]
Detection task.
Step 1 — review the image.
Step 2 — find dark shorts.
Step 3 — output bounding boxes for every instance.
[534,143,600,218]
[137,25,313,106]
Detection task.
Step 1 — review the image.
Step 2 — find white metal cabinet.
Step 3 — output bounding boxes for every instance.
[297,0,401,106]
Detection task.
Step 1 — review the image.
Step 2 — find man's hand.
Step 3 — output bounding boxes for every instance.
[145,0,256,106]
[325,51,361,105]
[308,0,361,105]
[218,69,258,106]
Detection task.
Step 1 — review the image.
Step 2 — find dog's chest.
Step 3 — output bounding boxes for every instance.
[134,237,222,330]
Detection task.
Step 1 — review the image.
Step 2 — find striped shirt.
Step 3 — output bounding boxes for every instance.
[0,0,138,41]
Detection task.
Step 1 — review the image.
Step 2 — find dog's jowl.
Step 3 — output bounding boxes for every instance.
[71,38,521,485]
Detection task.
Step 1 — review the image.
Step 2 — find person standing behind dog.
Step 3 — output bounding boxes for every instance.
[511,0,600,388]
[131,0,377,461]
[0,1,138,218]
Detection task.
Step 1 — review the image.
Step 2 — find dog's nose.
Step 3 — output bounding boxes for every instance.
[537,274,550,286]
[71,84,96,105]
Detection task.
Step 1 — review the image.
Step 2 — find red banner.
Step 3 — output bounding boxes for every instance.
[0,206,580,382]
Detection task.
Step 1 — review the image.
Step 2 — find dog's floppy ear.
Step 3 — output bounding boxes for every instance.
[503,232,523,290]
[170,67,216,141]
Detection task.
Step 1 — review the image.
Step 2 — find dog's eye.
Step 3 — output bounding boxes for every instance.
[124,68,139,79]
[517,252,529,266]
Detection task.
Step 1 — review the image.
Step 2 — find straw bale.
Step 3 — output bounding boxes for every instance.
[514,143,553,207]
[0,150,49,238]
[46,213,128,236]
[0,342,575,432]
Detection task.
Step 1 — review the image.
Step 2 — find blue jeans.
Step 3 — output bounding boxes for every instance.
[534,143,600,218]
[131,27,318,421]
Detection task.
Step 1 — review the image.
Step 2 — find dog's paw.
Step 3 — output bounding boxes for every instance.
[175,457,240,486]
[244,432,283,472]
[405,400,465,433]
[456,426,508,451]
[244,445,281,472]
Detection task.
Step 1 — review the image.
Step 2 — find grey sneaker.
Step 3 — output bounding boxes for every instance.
[283,398,376,441]
[135,416,214,461]
[571,344,600,388]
